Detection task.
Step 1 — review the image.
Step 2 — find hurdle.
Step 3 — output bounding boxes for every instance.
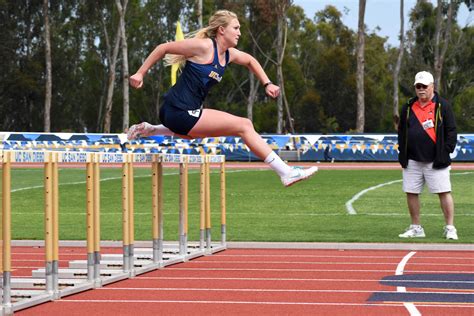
[0,150,226,314]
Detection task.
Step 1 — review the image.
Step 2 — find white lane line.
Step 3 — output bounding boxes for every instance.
[100,287,474,295]
[10,252,474,261]
[161,267,474,273]
[136,276,474,285]
[186,260,473,267]
[12,267,415,273]
[396,251,421,316]
[346,172,474,215]
[214,254,474,260]
[56,299,474,309]
[101,288,385,294]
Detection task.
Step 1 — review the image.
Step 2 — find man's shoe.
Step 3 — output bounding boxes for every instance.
[281,166,318,187]
[444,225,458,240]
[399,225,426,238]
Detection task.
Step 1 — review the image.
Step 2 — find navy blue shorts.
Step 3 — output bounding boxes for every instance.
[159,101,203,136]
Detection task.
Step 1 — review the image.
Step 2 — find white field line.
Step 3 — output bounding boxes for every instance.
[345,179,402,215]
[9,170,473,218]
[396,251,421,316]
[345,172,474,215]
[9,169,254,193]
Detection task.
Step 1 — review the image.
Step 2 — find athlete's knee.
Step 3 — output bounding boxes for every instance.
[238,118,256,135]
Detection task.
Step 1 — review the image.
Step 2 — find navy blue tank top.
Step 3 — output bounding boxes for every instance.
[164,38,229,110]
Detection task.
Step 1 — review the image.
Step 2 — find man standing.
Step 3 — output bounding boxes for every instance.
[397,71,458,240]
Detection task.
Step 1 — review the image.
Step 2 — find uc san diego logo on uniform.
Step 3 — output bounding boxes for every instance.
[208,71,222,82]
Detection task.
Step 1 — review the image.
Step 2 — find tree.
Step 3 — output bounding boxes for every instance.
[433,0,454,92]
[393,0,405,130]
[237,0,294,133]
[102,5,122,133]
[274,0,294,133]
[116,0,129,131]
[43,0,52,132]
[197,0,203,28]
[355,0,366,132]
[0,1,472,134]
[310,5,356,132]
[242,2,271,122]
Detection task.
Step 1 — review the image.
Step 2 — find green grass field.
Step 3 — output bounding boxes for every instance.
[2,166,473,243]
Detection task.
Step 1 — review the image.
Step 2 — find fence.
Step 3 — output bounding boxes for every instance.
[1,132,473,162]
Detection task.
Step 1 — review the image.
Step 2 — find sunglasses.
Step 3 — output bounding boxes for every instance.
[415,84,429,90]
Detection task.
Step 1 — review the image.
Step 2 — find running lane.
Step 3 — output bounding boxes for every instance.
[15,248,473,316]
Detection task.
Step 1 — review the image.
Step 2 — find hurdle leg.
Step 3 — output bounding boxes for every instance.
[151,157,163,264]
[44,152,54,295]
[86,154,95,282]
[2,151,12,313]
[199,163,205,250]
[205,159,212,252]
[178,159,188,257]
[93,156,101,286]
[52,153,60,298]
[220,161,226,247]
[128,158,135,276]
[122,156,131,273]
[184,161,188,256]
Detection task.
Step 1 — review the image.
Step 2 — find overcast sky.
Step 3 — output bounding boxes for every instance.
[293,0,473,47]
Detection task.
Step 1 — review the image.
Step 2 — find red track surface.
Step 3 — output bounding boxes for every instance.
[8,161,474,314]
[13,247,474,316]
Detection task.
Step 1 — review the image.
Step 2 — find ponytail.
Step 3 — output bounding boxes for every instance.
[164,10,238,68]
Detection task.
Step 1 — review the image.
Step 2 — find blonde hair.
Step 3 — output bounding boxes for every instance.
[164,10,238,67]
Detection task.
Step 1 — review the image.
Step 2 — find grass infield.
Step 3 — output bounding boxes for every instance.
[2,166,473,243]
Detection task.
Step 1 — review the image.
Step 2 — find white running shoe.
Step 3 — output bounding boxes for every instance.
[399,225,426,238]
[443,225,458,240]
[280,166,318,187]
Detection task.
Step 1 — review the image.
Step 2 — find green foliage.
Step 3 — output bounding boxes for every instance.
[453,87,474,131]
[0,1,473,133]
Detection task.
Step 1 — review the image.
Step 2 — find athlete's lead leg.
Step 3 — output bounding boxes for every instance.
[189,109,318,186]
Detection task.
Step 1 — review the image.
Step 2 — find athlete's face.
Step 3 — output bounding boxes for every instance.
[222,18,241,47]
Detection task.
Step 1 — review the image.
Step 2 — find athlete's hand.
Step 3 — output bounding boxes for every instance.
[127,122,155,140]
[129,73,144,89]
[265,84,280,99]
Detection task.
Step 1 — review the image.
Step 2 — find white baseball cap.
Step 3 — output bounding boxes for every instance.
[414,71,434,86]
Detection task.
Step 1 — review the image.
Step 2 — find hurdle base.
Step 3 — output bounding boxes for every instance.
[0,303,13,316]
[31,268,126,279]
[10,292,50,314]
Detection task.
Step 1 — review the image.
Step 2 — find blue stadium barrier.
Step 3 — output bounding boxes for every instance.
[1,132,473,162]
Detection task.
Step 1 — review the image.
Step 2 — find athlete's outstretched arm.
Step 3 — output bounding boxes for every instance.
[130,38,208,89]
[229,48,280,99]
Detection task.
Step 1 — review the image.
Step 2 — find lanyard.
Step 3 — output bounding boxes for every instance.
[412,100,436,143]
